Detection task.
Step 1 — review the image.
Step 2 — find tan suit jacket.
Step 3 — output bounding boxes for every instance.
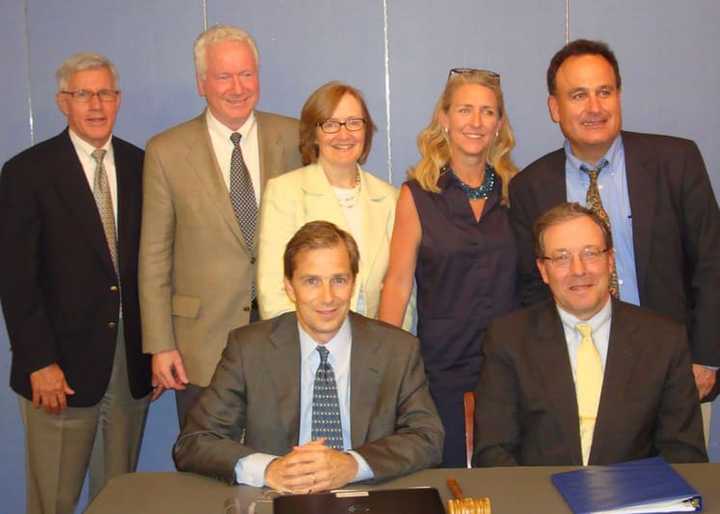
[173,312,444,484]
[257,163,414,329]
[139,111,302,386]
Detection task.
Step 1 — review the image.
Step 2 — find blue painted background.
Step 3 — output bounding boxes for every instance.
[1,1,718,512]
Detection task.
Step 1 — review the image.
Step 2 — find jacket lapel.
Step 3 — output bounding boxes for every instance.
[591,300,640,462]
[348,313,383,448]
[257,111,283,193]
[360,171,393,281]
[267,313,302,448]
[184,114,248,254]
[623,132,657,299]
[112,137,139,280]
[532,302,583,464]
[51,130,116,276]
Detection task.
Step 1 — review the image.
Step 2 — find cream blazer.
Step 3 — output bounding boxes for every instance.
[257,163,414,330]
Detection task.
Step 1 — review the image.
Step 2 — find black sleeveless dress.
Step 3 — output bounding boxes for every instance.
[407,170,518,466]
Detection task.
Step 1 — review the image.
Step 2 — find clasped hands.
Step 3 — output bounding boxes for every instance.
[264,439,359,494]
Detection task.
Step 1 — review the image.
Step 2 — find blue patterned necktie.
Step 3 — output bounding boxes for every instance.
[311,346,344,450]
[229,132,258,299]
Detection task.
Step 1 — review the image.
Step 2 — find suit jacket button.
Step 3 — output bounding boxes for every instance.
[250,257,256,265]
[243,306,250,312]
[110,285,119,292]
[108,321,117,328]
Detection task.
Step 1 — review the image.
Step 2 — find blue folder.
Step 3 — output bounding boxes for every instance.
[551,457,702,513]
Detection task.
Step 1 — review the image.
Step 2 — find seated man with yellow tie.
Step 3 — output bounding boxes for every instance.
[473,202,707,467]
[173,221,443,492]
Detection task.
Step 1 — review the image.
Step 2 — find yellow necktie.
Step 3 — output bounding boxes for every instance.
[575,323,603,465]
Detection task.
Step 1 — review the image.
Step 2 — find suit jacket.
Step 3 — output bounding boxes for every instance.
[0,129,151,405]
[139,111,302,386]
[509,131,720,365]
[473,299,707,467]
[257,163,414,330]
[173,312,444,484]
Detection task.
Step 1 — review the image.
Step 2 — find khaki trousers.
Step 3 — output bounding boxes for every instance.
[19,326,149,514]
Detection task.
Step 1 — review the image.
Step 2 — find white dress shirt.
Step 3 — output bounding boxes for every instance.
[557,298,613,384]
[68,129,117,225]
[206,110,261,205]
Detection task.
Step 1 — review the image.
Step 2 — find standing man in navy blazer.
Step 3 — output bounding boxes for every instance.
[0,53,154,514]
[474,203,706,466]
[509,39,720,404]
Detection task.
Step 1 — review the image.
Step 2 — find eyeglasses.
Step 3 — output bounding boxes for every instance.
[318,117,366,134]
[540,247,609,268]
[448,68,501,82]
[60,89,120,103]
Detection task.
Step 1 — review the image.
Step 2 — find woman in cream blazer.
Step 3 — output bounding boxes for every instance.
[257,81,413,329]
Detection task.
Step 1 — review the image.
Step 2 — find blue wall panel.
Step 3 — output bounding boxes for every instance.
[387,0,567,185]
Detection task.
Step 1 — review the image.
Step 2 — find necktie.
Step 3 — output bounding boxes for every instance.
[229,133,258,300]
[580,160,619,298]
[91,149,118,274]
[575,323,603,466]
[311,346,344,450]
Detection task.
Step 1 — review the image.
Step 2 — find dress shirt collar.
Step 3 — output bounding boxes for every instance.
[206,109,256,142]
[557,296,613,336]
[298,316,352,367]
[68,128,114,162]
[564,134,623,174]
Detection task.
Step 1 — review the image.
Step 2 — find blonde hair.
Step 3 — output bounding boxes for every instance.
[409,70,518,205]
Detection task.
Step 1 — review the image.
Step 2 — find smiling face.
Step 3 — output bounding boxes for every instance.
[284,243,355,344]
[548,54,622,163]
[537,215,614,320]
[56,67,120,148]
[197,39,259,130]
[440,83,502,163]
[315,93,366,173]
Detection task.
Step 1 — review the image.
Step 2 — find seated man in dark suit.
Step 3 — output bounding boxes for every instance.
[473,203,707,467]
[174,221,443,492]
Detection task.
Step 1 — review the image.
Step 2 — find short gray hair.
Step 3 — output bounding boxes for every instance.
[194,24,259,79]
[56,52,119,92]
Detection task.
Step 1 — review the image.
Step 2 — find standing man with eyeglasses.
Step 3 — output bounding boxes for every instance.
[0,53,154,514]
[139,25,302,427]
[509,39,720,410]
[473,202,706,467]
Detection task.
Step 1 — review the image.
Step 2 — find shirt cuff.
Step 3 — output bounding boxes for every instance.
[347,450,374,482]
[234,453,278,487]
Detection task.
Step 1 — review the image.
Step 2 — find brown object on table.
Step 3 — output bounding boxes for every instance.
[447,477,491,514]
[464,391,475,469]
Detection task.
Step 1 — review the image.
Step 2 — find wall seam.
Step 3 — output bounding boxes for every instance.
[382,0,393,183]
[201,0,208,31]
[565,0,570,43]
[22,0,35,145]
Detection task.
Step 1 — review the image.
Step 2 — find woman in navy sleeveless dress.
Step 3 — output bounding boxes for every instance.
[379,69,519,467]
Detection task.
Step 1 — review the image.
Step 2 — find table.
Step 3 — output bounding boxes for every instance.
[85,464,720,514]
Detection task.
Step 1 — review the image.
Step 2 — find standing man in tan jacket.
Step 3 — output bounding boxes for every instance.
[140,25,302,426]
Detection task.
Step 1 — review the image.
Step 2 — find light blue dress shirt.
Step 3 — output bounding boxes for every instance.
[234,317,374,486]
[557,299,613,383]
[564,135,640,306]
